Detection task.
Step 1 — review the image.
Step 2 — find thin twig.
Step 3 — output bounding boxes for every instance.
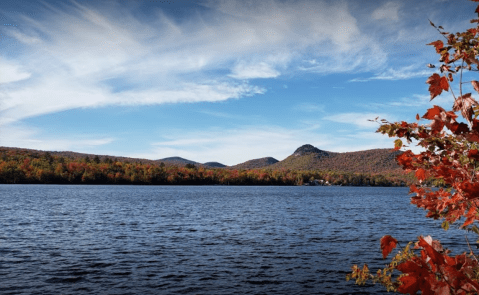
[461,59,464,99]
[465,235,479,262]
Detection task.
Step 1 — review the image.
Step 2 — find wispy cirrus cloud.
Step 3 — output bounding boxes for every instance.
[134,124,368,165]
[370,93,452,109]
[0,0,391,126]
[0,58,31,84]
[229,62,281,79]
[140,126,331,165]
[132,122,405,165]
[0,124,115,152]
[371,2,400,21]
[349,65,435,82]
[294,103,325,113]
[323,112,395,129]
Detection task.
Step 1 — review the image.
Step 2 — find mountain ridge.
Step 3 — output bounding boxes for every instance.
[230,157,279,169]
[0,144,402,174]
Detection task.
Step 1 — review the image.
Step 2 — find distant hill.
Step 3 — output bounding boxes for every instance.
[158,157,197,166]
[292,144,331,157]
[271,144,402,174]
[203,162,227,168]
[0,146,157,164]
[0,145,410,186]
[0,144,402,175]
[157,157,227,168]
[228,144,402,175]
[230,157,279,169]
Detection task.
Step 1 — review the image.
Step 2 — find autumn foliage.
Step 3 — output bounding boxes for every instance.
[0,147,410,186]
[347,2,479,293]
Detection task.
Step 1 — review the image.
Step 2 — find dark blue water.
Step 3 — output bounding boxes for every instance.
[0,185,475,294]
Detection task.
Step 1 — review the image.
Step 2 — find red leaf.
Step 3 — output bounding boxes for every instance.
[380,235,398,259]
[469,149,479,160]
[430,281,450,295]
[418,237,445,265]
[416,168,426,182]
[422,105,445,120]
[428,40,444,53]
[463,217,475,227]
[472,81,479,93]
[466,133,479,142]
[460,182,479,200]
[449,122,469,134]
[398,275,421,294]
[426,74,449,100]
[396,151,414,169]
[453,93,478,122]
[431,118,445,134]
[397,260,421,273]
[440,76,449,91]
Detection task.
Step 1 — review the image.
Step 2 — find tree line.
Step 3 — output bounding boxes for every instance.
[0,148,412,186]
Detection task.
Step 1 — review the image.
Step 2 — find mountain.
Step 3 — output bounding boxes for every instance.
[158,157,197,166]
[0,144,401,175]
[0,147,228,168]
[203,162,227,168]
[157,157,227,168]
[0,146,159,164]
[292,144,331,157]
[230,157,279,169]
[271,144,402,174]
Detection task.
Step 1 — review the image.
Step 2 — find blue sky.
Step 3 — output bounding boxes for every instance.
[0,0,477,165]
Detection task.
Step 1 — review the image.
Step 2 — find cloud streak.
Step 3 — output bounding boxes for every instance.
[0,124,115,152]
[323,112,395,129]
[0,0,390,125]
[0,58,31,84]
[349,65,435,82]
[372,2,400,21]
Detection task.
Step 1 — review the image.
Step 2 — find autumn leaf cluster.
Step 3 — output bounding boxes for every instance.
[348,1,479,293]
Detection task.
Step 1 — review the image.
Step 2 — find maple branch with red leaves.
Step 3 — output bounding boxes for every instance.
[347,1,479,294]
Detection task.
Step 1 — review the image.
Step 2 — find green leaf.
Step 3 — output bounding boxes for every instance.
[441,220,450,231]
[394,139,403,150]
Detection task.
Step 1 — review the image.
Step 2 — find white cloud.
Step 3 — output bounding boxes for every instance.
[0,76,264,124]
[230,62,280,79]
[130,122,409,165]
[372,2,400,21]
[323,112,395,129]
[382,93,451,108]
[0,0,390,124]
[349,65,434,82]
[294,103,325,113]
[0,59,32,84]
[133,126,337,165]
[0,124,114,152]
[329,131,397,152]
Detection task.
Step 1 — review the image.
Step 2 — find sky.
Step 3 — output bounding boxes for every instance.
[0,0,478,165]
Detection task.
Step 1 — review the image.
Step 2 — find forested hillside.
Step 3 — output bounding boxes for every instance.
[271,145,402,174]
[0,146,412,186]
[230,157,279,169]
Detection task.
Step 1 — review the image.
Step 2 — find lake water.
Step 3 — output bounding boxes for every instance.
[0,185,475,294]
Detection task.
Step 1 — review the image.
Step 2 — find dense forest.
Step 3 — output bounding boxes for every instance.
[0,147,415,186]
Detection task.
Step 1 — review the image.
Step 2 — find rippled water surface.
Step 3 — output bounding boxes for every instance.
[0,185,475,294]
